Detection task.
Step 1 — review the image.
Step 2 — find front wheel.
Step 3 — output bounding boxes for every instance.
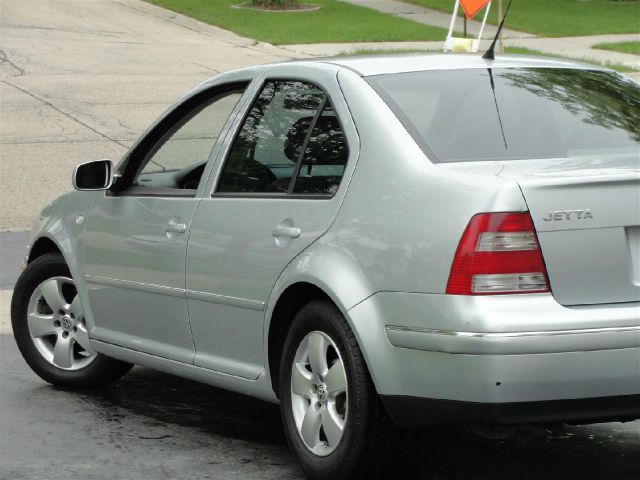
[279,300,398,480]
[11,253,132,387]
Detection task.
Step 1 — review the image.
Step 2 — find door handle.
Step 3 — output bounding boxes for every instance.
[165,222,187,234]
[272,225,301,239]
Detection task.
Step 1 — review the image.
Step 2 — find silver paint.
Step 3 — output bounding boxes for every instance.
[21,55,640,418]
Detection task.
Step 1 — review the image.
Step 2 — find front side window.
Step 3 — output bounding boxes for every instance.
[128,87,245,193]
[217,80,348,195]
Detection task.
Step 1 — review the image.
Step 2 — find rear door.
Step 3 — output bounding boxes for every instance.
[185,67,359,378]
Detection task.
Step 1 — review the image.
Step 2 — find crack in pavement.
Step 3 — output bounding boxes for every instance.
[192,62,220,73]
[2,80,129,148]
[0,49,25,76]
[0,21,124,37]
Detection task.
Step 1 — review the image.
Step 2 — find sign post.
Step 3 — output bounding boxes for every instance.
[497,0,504,53]
[444,0,492,53]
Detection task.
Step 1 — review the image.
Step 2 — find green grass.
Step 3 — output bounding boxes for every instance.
[145,0,450,45]
[402,0,640,37]
[593,41,640,55]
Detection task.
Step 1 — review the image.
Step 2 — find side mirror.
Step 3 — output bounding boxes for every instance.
[73,159,114,191]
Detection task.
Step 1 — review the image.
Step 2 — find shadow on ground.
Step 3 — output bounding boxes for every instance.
[57,368,640,480]
[1,334,638,480]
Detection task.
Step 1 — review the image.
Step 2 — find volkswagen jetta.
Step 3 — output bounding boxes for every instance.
[12,54,640,480]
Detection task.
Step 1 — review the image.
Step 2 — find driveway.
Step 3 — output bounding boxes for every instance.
[0,0,299,230]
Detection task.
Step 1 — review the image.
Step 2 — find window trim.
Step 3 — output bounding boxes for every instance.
[212,78,349,200]
[110,81,250,198]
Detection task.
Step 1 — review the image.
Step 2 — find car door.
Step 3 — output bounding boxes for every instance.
[185,67,359,378]
[83,81,250,363]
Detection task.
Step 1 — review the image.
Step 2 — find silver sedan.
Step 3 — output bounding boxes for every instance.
[12,54,640,480]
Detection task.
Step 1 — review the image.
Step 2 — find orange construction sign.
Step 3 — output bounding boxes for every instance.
[459,0,491,19]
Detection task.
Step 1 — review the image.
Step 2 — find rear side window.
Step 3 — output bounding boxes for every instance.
[367,68,640,163]
[293,102,348,195]
[216,80,348,195]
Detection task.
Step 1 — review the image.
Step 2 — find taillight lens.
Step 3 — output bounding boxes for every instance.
[446,212,550,295]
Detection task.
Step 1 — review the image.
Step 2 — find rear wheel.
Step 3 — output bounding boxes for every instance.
[279,300,398,480]
[11,253,132,387]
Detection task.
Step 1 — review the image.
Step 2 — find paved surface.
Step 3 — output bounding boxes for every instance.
[1,335,639,479]
[0,231,28,289]
[0,232,28,334]
[0,0,300,230]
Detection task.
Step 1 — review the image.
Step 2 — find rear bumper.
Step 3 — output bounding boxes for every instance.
[380,394,640,427]
[347,293,640,425]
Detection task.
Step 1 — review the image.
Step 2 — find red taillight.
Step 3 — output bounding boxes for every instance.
[446,212,550,295]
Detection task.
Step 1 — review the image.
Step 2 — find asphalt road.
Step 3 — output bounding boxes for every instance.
[1,332,639,480]
[0,231,28,289]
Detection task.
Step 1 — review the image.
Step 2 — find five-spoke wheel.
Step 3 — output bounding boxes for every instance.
[290,331,348,456]
[27,276,96,370]
[12,253,132,387]
[280,300,398,480]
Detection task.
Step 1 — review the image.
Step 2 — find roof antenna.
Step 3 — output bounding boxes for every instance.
[483,0,514,60]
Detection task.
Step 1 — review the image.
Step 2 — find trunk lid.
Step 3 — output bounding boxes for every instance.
[442,155,640,305]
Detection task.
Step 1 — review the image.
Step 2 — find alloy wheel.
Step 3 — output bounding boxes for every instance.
[290,330,348,456]
[26,276,96,370]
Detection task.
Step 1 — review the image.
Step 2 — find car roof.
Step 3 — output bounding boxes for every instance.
[294,53,610,77]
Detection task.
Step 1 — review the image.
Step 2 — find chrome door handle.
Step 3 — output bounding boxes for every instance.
[165,222,187,234]
[272,225,301,239]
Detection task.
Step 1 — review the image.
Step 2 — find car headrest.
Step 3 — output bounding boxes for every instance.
[284,116,346,164]
[284,116,313,161]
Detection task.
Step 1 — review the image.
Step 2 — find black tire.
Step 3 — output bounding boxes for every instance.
[11,253,132,388]
[279,300,399,480]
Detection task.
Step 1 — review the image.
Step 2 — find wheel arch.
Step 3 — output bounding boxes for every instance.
[28,236,63,263]
[267,281,335,397]
[265,244,376,398]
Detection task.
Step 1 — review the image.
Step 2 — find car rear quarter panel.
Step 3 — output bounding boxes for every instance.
[330,69,528,296]
[264,69,530,391]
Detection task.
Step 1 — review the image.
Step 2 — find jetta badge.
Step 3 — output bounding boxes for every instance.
[543,209,594,221]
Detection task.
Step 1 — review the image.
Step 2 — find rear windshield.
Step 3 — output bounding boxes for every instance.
[367,68,640,163]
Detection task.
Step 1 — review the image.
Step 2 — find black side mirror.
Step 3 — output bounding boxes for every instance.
[73,160,113,191]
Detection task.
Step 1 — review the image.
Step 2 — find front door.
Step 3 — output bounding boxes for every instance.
[83,83,248,362]
[186,75,356,378]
